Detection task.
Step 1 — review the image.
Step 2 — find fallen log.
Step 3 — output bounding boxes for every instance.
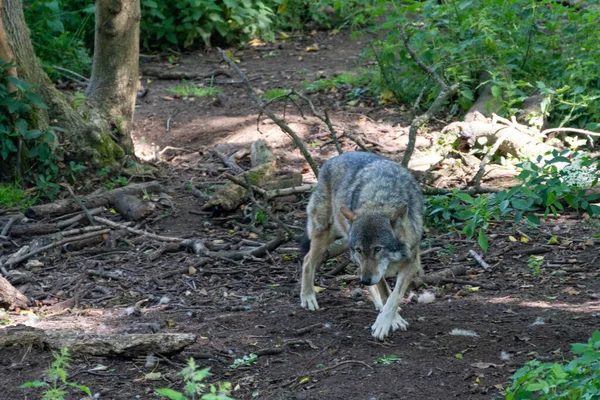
[202,140,277,211]
[24,181,164,219]
[0,325,196,356]
[0,275,28,309]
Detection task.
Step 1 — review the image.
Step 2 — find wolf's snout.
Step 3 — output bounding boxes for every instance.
[360,276,373,286]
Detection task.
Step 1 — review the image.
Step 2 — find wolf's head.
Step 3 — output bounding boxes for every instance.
[341,205,410,286]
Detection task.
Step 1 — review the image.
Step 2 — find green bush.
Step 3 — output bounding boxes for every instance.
[504,330,600,399]
[272,0,376,31]
[361,0,600,130]
[23,0,94,81]
[140,0,276,50]
[0,61,61,199]
[424,150,600,251]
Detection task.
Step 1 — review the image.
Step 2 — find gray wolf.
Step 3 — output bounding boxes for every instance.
[300,152,424,340]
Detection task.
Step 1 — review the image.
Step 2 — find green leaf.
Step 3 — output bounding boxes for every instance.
[456,193,474,204]
[571,343,588,354]
[525,214,540,225]
[19,381,49,388]
[14,118,28,135]
[154,388,187,400]
[491,85,502,98]
[477,228,488,252]
[46,18,65,33]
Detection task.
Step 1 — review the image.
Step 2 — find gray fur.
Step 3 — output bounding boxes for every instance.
[300,152,425,340]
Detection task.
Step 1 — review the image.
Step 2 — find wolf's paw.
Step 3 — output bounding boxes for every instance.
[371,312,409,340]
[301,292,320,311]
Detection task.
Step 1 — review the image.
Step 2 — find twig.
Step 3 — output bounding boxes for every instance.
[50,65,89,82]
[468,249,491,270]
[542,127,600,138]
[292,91,343,155]
[5,229,111,268]
[93,216,206,254]
[396,23,447,90]
[225,174,268,197]
[242,175,296,240]
[57,207,105,229]
[396,22,459,167]
[218,48,319,177]
[343,131,371,152]
[470,128,510,187]
[1,217,17,237]
[212,149,244,174]
[62,184,96,226]
[423,186,500,195]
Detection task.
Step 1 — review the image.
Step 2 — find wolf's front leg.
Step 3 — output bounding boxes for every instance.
[300,229,335,311]
[371,256,420,340]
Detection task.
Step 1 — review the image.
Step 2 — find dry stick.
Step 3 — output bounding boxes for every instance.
[423,186,500,195]
[542,127,600,138]
[212,149,244,174]
[1,217,17,237]
[343,131,371,152]
[93,217,205,254]
[469,249,491,270]
[5,229,111,268]
[57,207,105,229]
[218,48,319,177]
[470,128,511,188]
[293,91,343,155]
[242,175,297,240]
[62,184,96,225]
[396,22,460,167]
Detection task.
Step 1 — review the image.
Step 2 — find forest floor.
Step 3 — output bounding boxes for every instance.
[1,30,599,400]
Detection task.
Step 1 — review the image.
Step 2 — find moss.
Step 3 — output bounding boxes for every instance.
[0,184,34,208]
[92,134,125,168]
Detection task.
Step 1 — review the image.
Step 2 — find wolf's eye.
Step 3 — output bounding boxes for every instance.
[354,247,362,254]
[373,246,382,253]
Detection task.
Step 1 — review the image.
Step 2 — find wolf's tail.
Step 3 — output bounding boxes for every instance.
[299,231,310,257]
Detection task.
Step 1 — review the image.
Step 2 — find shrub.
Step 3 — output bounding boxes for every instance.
[504,330,600,399]
[140,0,276,50]
[361,0,600,130]
[23,0,94,81]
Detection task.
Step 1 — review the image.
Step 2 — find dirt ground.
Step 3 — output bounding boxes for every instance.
[1,31,600,400]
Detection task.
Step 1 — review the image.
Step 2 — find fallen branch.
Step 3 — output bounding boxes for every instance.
[343,131,371,152]
[93,217,206,254]
[292,91,343,155]
[218,48,319,177]
[411,265,467,289]
[0,274,28,308]
[396,22,460,167]
[24,181,164,219]
[0,325,196,357]
[468,249,491,270]
[213,148,244,174]
[4,229,111,268]
[470,129,511,187]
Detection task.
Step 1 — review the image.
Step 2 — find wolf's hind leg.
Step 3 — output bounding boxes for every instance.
[300,227,336,311]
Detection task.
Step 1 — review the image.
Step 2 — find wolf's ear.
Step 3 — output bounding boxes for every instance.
[340,207,356,222]
[390,204,408,223]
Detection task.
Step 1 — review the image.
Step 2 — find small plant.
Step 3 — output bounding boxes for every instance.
[229,353,258,369]
[504,330,600,399]
[104,176,129,190]
[168,81,222,99]
[374,354,401,365]
[527,255,544,277]
[261,89,291,100]
[0,184,30,208]
[155,358,233,400]
[19,348,93,400]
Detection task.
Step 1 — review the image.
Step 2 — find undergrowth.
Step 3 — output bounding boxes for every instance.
[155,358,233,400]
[359,0,600,130]
[0,61,62,200]
[504,330,600,399]
[425,150,600,251]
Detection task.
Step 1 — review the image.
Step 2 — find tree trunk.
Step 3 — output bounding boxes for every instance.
[0,0,139,171]
[86,0,140,154]
[0,0,17,89]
